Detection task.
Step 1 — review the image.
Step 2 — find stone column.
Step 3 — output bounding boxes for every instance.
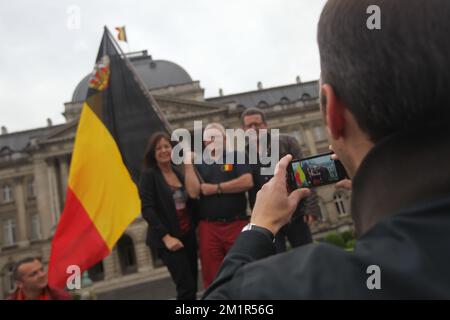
[47,158,61,225]
[0,272,5,299]
[102,252,117,281]
[135,241,152,273]
[131,223,153,273]
[33,158,53,239]
[59,156,69,202]
[304,127,318,155]
[112,248,123,276]
[13,177,29,248]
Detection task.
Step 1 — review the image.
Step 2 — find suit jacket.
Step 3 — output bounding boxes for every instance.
[204,124,450,299]
[139,165,196,249]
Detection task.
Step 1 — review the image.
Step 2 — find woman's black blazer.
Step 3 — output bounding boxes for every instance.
[139,165,197,248]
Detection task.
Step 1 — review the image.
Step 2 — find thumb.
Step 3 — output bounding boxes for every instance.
[288,188,311,208]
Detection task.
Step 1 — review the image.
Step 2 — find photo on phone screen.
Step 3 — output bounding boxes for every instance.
[288,152,348,189]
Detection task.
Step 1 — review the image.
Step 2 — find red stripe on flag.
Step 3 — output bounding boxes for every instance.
[48,188,110,289]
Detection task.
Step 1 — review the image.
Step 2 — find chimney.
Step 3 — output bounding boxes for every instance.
[257,81,263,90]
[1,126,7,135]
[296,75,301,84]
[219,88,224,96]
[47,118,53,127]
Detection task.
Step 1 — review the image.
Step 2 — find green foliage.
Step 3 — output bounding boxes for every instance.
[341,230,354,244]
[346,239,356,250]
[323,230,355,250]
[324,232,346,248]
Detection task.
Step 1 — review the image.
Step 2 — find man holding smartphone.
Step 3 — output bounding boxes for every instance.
[204,0,450,299]
[240,108,320,253]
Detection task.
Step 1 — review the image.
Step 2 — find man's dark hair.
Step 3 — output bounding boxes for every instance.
[240,108,267,125]
[318,0,450,142]
[13,257,40,281]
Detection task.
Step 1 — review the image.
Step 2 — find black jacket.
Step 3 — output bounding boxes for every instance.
[139,165,196,248]
[204,125,450,299]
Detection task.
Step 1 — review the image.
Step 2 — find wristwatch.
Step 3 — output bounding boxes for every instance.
[242,223,275,242]
[217,183,222,195]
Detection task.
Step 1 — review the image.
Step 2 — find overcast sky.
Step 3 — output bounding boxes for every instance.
[0,0,327,132]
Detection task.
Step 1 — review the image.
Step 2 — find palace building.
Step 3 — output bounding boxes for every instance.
[0,50,352,299]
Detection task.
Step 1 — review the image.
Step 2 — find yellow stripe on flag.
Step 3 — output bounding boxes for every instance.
[68,102,140,250]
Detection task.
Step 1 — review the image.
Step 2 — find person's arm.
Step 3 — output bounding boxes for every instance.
[139,171,169,239]
[203,155,310,299]
[200,173,253,196]
[220,173,253,193]
[200,158,254,196]
[211,153,254,194]
[184,163,201,199]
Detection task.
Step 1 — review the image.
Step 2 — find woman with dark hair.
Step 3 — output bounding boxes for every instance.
[139,132,200,300]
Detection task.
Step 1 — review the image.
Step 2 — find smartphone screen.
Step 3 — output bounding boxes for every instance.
[288,152,348,189]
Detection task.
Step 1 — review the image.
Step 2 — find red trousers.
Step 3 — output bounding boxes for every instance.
[198,219,248,289]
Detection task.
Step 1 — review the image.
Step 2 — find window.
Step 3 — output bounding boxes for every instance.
[117,235,138,275]
[3,219,16,246]
[280,97,290,105]
[4,265,15,293]
[27,180,35,198]
[313,126,327,142]
[87,260,105,282]
[30,214,42,240]
[290,131,303,144]
[257,101,269,108]
[318,199,328,222]
[334,193,347,216]
[301,93,311,100]
[3,185,12,203]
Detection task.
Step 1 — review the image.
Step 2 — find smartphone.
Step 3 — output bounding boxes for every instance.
[287,152,349,189]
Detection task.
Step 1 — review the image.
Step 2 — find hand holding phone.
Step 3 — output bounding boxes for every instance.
[287,152,349,190]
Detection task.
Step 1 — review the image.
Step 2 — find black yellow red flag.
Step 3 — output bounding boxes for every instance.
[49,27,170,288]
[115,26,127,42]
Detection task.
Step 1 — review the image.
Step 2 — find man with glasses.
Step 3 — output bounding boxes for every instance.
[241,108,319,253]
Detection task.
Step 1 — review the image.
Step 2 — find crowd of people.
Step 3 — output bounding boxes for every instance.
[139,108,318,299]
[7,0,450,301]
[203,0,450,299]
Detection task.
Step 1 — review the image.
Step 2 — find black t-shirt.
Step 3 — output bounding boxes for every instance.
[195,151,252,220]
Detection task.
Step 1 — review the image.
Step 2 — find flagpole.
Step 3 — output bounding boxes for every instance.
[126,29,130,53]
[104,26,172,133]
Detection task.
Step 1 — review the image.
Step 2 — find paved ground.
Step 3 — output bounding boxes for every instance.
[96,272,204,300]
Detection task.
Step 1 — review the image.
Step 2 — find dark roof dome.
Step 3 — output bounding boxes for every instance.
[71,53,193,102]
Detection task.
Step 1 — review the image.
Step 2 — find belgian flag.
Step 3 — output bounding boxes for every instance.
[48,27,170,288]
[115,26,127,42]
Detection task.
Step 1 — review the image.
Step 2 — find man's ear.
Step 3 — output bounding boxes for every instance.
[16,280,23,289]
[321,84,345,140]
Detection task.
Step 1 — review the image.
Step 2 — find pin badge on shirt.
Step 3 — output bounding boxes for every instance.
[222,164,234,172]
